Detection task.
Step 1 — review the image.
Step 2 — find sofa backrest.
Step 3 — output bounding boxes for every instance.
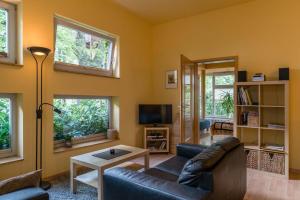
[177,137,242,191]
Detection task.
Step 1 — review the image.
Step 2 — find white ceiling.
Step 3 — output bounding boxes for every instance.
[111,0,253,24]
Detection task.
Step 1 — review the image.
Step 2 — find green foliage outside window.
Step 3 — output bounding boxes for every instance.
[53,98,110,141]
[0,9,8,54]
[0,98,10,150]
[54,25,112,69]
[205,75,213,116]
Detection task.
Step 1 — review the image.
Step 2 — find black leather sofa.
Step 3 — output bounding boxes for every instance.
[103,137,246,200]
[0,187,49,200]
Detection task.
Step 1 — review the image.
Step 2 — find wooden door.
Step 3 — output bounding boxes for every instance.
[180,55,199,144]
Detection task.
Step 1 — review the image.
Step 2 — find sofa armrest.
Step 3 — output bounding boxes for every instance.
[104,168,210,200]
[176,143,207,158]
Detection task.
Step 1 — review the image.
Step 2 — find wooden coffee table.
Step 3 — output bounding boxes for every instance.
[70,145,149,200]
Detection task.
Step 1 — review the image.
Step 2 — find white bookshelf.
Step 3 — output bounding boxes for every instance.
[234,81,289,177]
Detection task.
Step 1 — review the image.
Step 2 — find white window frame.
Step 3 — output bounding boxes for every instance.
[0,1,16,64]
[0,94,17,159]
[53,95,112,148]
[54,15,118,77]
[206,72,234,120]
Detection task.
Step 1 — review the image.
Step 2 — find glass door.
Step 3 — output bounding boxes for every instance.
[180,55,199,144]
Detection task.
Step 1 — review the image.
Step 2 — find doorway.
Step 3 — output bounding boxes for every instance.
[180,55,238,145]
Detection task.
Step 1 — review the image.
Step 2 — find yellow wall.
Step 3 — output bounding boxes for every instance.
[152,0,300,170]
[0,0,152,179]
[2,0,300,180]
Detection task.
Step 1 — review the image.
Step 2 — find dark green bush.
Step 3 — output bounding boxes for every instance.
[53,98,109,141]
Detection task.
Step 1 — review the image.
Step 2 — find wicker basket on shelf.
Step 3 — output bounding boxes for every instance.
[260,151,285,175]
[245,150,258,169]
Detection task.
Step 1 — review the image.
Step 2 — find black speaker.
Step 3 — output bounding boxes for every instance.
[238,71,247,82]
[279,68,289,80]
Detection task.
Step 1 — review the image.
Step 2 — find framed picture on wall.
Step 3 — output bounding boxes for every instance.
[166,70,178,89]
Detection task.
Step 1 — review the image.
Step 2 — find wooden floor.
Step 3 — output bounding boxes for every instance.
[140,154,300,200]
[245,169,300,200]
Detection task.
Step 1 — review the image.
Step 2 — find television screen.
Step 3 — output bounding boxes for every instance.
[139,104,172,124]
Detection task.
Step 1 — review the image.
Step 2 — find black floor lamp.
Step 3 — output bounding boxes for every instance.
[28,46,62,190]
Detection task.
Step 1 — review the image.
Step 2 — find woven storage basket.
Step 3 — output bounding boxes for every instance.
[245,150,258,169]
[260,151,285,175]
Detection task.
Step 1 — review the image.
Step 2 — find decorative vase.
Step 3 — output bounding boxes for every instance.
[107,129,119,140]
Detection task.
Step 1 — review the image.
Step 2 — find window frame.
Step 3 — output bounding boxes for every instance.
[0,93,17,159]
[206,71,234,119]
[54,16,118,77]
[53,95,113,147]
[0,1,16,64]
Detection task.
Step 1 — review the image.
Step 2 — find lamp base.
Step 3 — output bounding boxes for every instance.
[40,180,52,190]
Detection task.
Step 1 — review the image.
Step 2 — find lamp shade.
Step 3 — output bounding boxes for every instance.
[27,46,51,56]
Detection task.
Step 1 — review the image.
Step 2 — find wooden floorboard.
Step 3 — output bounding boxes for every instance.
[143,154,300,200]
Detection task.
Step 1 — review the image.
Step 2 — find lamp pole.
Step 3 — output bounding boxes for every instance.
[28,46,57,190]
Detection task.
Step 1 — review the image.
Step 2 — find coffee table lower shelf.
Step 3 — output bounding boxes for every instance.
[74,161,144,189]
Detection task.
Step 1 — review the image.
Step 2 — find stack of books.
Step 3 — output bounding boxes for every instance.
[264,144,284,152]
[267,123,285,129]
[238,87,253,105]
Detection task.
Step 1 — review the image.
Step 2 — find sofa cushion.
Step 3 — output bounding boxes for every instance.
[144,168,178,182]
[212,136,240,152]
[154,156,189,176]
[0,170,41,195]
[177,146,225,187]
[0,187,49,200]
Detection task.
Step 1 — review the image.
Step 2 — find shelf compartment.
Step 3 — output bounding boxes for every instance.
[237,127,259,148]
[260,107,285,127]
[261,84,285,106]
[237,85,259,105]
[237,106,259,127]
[260,151,285,175]
[260,129,285,151]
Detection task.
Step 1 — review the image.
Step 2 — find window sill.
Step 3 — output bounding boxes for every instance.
[0,61,23,67]
[53,139,119,153]
[0,156,23,165]
[54,62,120,79]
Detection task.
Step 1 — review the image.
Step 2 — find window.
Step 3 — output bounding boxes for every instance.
[205,72,234,119]
[0,94,16,158]
[0,1,16,63]
[54,16,118,77]
[53,96,111,146]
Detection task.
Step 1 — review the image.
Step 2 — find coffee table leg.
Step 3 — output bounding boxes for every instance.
[98,168,104,200]
[70,161,77,194]
[144,152,150,170]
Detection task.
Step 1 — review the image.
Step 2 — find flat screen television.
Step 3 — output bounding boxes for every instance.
[139,104,172,125]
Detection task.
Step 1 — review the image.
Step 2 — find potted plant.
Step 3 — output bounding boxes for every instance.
[221,91,234,118]
[64,134,73,148]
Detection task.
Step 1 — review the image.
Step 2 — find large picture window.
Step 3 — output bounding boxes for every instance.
[0,1,16,63]
[205,72,234,119]
[54,16,118,77]
[0,94,16,158]
[53,96,111,146]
